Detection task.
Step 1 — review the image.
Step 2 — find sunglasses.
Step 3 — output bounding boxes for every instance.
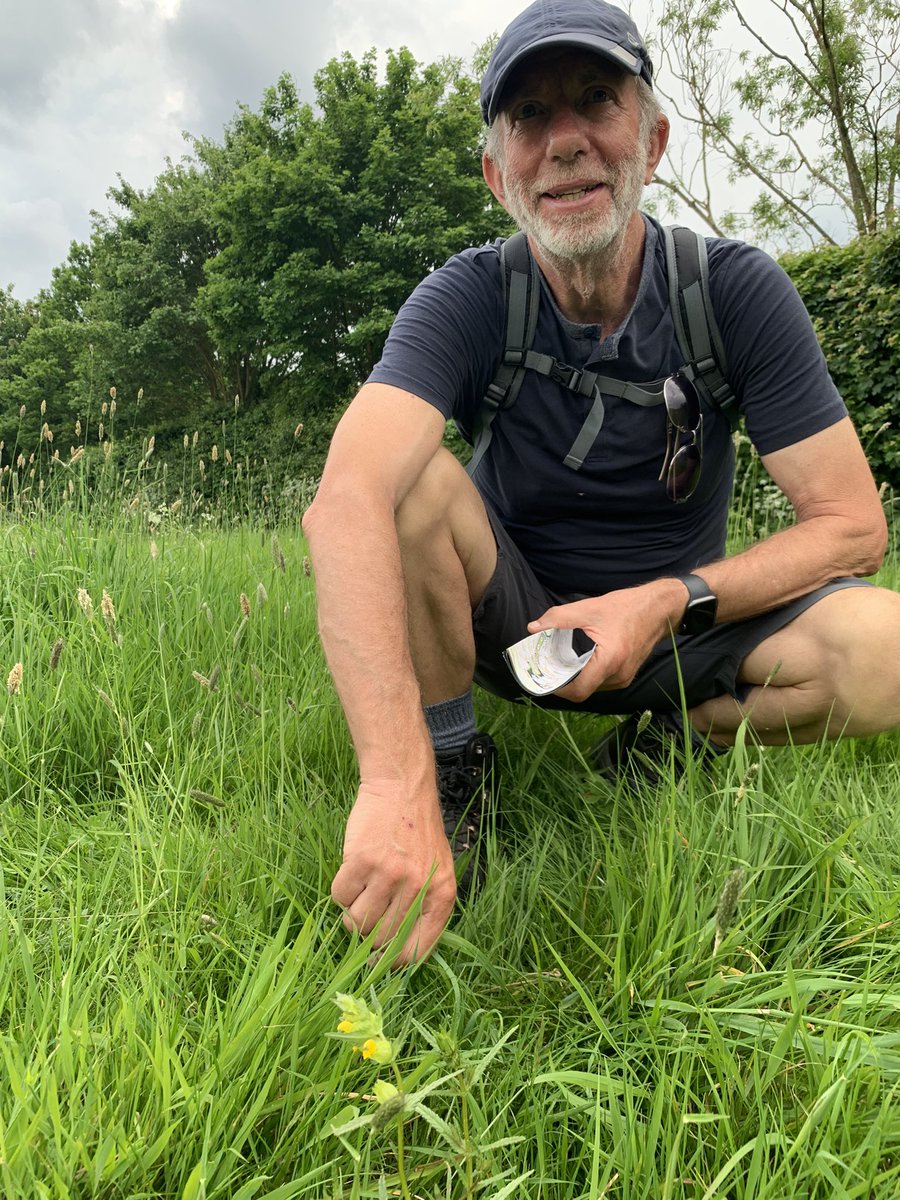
[659,373,702,502]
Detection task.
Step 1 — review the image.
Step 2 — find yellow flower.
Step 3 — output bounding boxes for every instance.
[357,1036,394,1065]
[333,992,395,1064]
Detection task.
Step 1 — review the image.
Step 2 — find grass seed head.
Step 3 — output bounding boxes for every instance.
[101,590,117,626]
[109,386,116,400]
[371,1090,407,1131]
[240,592,251,618]
[211,445,219,462]
[76,588,94,617]
[256,582,268,607]
[189,788,225,809]
[302,555,311,577]
[7,662,23,695]
[271,535,286,573]
[714,867,745,955]
[49,639,64,671]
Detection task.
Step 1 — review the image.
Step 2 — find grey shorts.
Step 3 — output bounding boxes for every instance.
[472,508,872,715]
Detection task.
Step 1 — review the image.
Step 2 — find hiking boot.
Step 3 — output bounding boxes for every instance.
[589,711,723,785]
[435,733,498,894]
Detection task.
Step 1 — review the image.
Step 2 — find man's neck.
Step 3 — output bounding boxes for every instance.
[528,212,647,330]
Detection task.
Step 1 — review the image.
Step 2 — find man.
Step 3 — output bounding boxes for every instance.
[302,0,900,966]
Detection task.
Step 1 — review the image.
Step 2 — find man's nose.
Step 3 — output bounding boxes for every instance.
[545,105,589,160]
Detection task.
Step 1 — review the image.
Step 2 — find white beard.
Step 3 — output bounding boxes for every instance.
[500,144,649,261]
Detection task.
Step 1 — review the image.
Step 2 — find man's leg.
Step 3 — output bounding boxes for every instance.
[688,585,900,745]
[394,448,501,887]
[394,447,497,703]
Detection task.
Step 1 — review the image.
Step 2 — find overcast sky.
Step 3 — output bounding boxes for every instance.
[3,0,744,300]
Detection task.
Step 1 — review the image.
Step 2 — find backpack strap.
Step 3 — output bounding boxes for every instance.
[469,233,666,474]
[468,233,538,477]
[663,225,739,427]
[469,224,739,476]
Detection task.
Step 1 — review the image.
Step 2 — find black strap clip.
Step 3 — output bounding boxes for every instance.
[548,360,584,391]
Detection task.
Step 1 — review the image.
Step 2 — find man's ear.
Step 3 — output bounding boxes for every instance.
[644,112,670,185]
[482,149,508,208]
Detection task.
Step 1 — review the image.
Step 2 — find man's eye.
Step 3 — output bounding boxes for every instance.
[514,101,542,120]
[586,87,612,104]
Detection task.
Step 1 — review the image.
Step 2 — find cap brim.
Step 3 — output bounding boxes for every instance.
[485,33,644,124]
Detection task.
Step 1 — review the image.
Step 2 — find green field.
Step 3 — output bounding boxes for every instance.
[2,501,900,1199]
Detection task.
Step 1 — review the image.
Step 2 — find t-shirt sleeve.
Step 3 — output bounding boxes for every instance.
[708,240,847,456]
[367,248,504,436]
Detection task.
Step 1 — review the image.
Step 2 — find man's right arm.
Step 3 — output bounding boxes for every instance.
[301,382,457,965]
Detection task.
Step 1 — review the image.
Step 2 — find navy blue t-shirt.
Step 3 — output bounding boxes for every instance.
[368,216,847,597]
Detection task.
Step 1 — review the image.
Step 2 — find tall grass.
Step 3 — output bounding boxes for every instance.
[1,437,900,1197]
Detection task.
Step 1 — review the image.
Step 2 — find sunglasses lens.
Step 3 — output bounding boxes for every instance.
[667,443,701,502]
[663,374,701,433]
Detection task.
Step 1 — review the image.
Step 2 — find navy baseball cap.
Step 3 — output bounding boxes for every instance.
[480,0,654,125]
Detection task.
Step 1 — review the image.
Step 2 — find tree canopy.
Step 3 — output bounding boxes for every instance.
[654,0,899,247]
[0,46,510,473]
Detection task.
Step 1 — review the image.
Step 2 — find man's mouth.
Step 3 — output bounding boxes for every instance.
[543,182,604,200]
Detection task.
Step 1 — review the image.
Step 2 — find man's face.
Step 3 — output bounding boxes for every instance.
[483,50,664,261]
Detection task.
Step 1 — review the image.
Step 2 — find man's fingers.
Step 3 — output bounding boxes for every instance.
[528,600,587,633]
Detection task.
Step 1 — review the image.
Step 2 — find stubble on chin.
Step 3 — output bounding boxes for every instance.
[501,151,648,266]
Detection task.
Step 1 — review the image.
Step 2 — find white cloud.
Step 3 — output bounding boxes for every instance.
[1,0,705,299]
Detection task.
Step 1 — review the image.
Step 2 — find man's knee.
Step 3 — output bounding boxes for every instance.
[744,585,900,734]
[396,449,471,542]
[396,448,497,604]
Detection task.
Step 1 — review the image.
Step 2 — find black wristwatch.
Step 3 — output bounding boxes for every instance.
[675,573,718,635]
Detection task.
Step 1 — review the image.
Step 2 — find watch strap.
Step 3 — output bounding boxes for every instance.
[675,573,718,635]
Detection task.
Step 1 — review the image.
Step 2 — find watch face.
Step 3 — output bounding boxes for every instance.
[682,595,717,634]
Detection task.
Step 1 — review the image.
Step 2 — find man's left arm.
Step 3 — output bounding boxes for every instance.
[531,416,887,700]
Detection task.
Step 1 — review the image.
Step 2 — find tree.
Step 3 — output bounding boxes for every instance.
[197,51,509,419]
[652,0,900,246]
[0,248,100,455]
[88,164,228,427]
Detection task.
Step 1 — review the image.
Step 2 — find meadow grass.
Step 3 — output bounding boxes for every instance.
[2,481,900,1198]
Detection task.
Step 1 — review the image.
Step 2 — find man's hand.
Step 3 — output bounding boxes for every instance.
[331,781,458,966]
[527,579,686,702]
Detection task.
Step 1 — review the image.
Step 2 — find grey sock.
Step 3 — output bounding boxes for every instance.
[425,691,477,754]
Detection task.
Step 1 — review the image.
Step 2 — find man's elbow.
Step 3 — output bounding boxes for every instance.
[855,507,889,576]
[302,485,341,548]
